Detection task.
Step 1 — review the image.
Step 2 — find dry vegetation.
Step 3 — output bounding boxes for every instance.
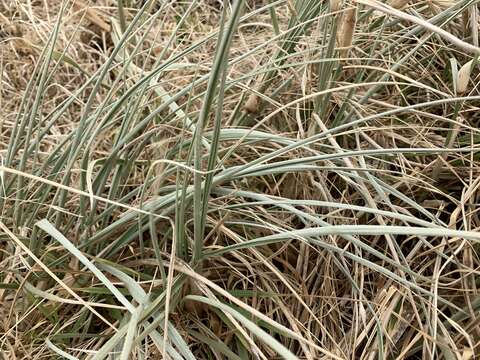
[1,0,480,359]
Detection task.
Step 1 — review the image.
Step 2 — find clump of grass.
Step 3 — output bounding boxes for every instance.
[1,0,480,359]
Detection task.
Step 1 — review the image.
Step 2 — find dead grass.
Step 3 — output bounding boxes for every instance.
[1,0,480,359]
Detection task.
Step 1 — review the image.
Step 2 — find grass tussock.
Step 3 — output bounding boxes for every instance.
[1,0,480,359]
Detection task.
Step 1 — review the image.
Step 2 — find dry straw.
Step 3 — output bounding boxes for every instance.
[462,10,469,33]
[337,7,356,58]
[388,0,410,9]
[357,0,480,55]
[432,0,455,10]
[330,0,343,12]
[457,59,474,94]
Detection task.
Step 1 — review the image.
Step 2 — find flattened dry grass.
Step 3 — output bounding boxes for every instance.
[1,0,480,359]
